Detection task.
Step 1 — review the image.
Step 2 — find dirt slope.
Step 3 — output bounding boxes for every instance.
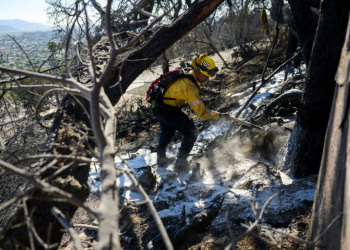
[59,54,313,250]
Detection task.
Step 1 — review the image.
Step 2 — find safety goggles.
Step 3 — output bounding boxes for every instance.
[197,63,219,77]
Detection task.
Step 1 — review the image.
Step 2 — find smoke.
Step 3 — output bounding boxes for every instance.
[192,135,257,183]
[192,126,291,181]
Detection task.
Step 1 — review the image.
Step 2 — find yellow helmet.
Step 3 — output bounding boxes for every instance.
[191,53,218,77]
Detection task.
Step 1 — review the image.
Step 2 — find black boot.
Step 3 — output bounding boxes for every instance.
[174,156,191,173]
[157,157,175,167]
[157,148,175,167]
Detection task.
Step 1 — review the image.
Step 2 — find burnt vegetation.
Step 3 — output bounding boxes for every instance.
[0,0,349,249]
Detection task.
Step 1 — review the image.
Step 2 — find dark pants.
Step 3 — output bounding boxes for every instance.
[157,107,198,159]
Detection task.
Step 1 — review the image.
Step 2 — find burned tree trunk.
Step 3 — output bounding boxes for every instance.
[148,195,224,250]
[270,0,318,66]
[285,1,318,66]
[309,15,350,250]
[104,0,225,105]
[162,52,169,74]
[276,0,350,177]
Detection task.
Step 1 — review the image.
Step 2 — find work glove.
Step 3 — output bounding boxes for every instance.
[219,113,231,121]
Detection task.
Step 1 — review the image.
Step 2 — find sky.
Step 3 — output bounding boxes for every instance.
[0,0,50,26]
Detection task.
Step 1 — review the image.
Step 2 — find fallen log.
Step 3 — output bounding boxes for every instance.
[147,195,224,250]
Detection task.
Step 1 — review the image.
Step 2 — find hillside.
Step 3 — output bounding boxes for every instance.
[57,53,313,250]
[0,19,51,32]
[0,25,19,32]
[0,0,348,247]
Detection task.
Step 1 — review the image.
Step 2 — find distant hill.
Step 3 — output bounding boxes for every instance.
[0,19,51,31]
[0,25,19,32]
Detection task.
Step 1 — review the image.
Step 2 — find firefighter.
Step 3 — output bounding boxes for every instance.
[156,53,231,172]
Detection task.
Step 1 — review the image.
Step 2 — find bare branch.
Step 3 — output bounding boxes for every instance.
[63,3,83,79]
[23,198,35,250]
[0,84,61,91]
[8,35,36,72]
[30,220,59,249]
[73,224,99,230]
[100,0,168,85]
[83,1,97,84]
[73,41,88,67]
[0,159,97,216]
[130,5,158,18]
[17,154,94,164]
[51,207,83,250]
[225,193,279,250]
[0,65,65,84]
[0,189,31,212]
[258,193,279,221]
[34,88,83,129]
[117,155,174,250]
[0,66,91,98]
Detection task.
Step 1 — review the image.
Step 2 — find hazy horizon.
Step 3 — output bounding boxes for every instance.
[0,0,50,26]
[0,18,51,27]
[0,18,50,26]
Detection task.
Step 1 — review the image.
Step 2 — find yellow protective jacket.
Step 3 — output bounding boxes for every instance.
[163,71,220,120]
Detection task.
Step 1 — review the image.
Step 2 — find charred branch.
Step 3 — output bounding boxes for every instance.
[91,0,155,33]
[103,0,226,105]
[251,89,302,125]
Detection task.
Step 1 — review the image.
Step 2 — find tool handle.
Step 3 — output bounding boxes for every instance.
[229,116,267,131]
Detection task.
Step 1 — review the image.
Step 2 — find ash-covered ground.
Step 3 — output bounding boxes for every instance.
[60,51,314,250]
